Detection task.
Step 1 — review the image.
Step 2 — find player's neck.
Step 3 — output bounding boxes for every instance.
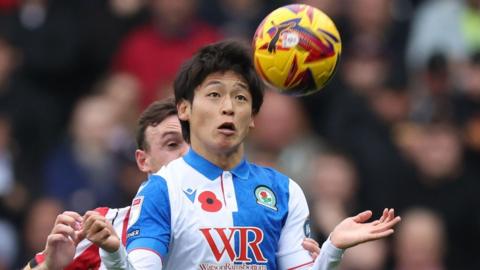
[191,143,244,171]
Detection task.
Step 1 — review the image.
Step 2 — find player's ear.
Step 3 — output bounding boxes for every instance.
[177,99,191,121]
[249,118,255,129]
[135,149,150,173]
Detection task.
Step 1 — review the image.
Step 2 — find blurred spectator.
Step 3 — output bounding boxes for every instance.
[78,0,149,82]
[96,72,141,153]
[22,198,63,265]
[410,53,457,123]
[0,0,91,193]
[302,0,409,134]
[4,0,87,101]
[43,95,123,213]
[0,39,31,223]
[0,219,18,270]
[340,39,393,97]
[393,208,447,270]
[307,150,358,236]
[454,51,480,163]
[294,0,344,18]
[0,0,17,11]
[307,150,389,270]
[113,0,222,108]
[247,90,325,184]
[370,79,410,126]
[0,36,17,95]
[95,73,143,204]
[0,114,28,226]
[0,115,12,197]
[342,0,410,72]
[408,123,462,183]
[199,0,268,40]
[395,122,480,269]
[322,72,416,213]
[340,240,388,270]
[407,0,480,71]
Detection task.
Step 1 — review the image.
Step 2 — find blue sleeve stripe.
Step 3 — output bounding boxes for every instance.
[127,237,169,257]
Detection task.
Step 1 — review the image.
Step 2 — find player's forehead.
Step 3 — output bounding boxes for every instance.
[145,115,182,141]
[199,71,249,90]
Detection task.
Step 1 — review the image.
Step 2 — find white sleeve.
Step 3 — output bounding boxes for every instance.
[310,238,344,270]
[276,179,344,270]
[276,179,315,269]
[100,245,163,270]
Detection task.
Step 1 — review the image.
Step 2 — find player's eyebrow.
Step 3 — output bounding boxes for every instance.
[234,81,248,90]
[204,80,248,89]
[204,80,223,87]
[160,131,182,139]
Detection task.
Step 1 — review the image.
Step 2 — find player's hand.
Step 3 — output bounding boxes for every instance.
[82,211,120,253]
[44,211,84,270]
[302,238,320,260]
[330,208,401,249]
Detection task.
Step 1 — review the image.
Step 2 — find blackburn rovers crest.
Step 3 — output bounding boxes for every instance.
[254,185,277,211]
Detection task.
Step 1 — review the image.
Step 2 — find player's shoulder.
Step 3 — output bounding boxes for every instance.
[136,173,169,197]
[247,162,291,187]
[138,158,186,196]
[248,162,289,179]
[155,156,195,183]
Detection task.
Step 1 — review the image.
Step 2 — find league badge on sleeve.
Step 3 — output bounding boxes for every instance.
[304,219,311,238]
[127,196,144,229]
[254,185,277,211]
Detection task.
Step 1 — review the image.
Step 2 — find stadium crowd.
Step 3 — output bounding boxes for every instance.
[0,0,479,269]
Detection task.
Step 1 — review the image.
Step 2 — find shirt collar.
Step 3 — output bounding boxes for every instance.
[183,148,250,180]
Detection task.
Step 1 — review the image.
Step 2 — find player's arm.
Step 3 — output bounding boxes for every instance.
[310,208,401,270]
[97,175,171,269]
[84,209,164,270]
[329,208,400,249]
[82,210,163,269]
[23,211,84,270]
[276,180,401,270]
[276,180,342,270]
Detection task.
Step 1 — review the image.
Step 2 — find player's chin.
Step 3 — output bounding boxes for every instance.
[214,137,241,151]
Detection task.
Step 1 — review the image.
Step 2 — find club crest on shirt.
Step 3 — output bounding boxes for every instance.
[127,196,143,229]
[254,185,277,211]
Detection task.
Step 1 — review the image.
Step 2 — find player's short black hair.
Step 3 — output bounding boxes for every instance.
[136,97,178,151]
[174,40,264,143]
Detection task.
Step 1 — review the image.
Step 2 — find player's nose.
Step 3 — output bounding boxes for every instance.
[221,97,234,115]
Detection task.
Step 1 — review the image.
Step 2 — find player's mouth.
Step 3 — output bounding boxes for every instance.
[218,122,236,135]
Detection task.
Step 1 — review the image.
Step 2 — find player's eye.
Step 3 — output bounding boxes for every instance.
[235,94,248,102]
[166,142,179,149]
[207,92,221,98]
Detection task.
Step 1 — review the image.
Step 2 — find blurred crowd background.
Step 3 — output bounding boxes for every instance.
[0,0,479,269]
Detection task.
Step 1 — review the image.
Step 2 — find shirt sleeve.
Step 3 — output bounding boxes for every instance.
[276,179,315,269]
[310,238,344,270]
[126,175,172,257]
[276,180,344,270]
[100,245,163,270]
